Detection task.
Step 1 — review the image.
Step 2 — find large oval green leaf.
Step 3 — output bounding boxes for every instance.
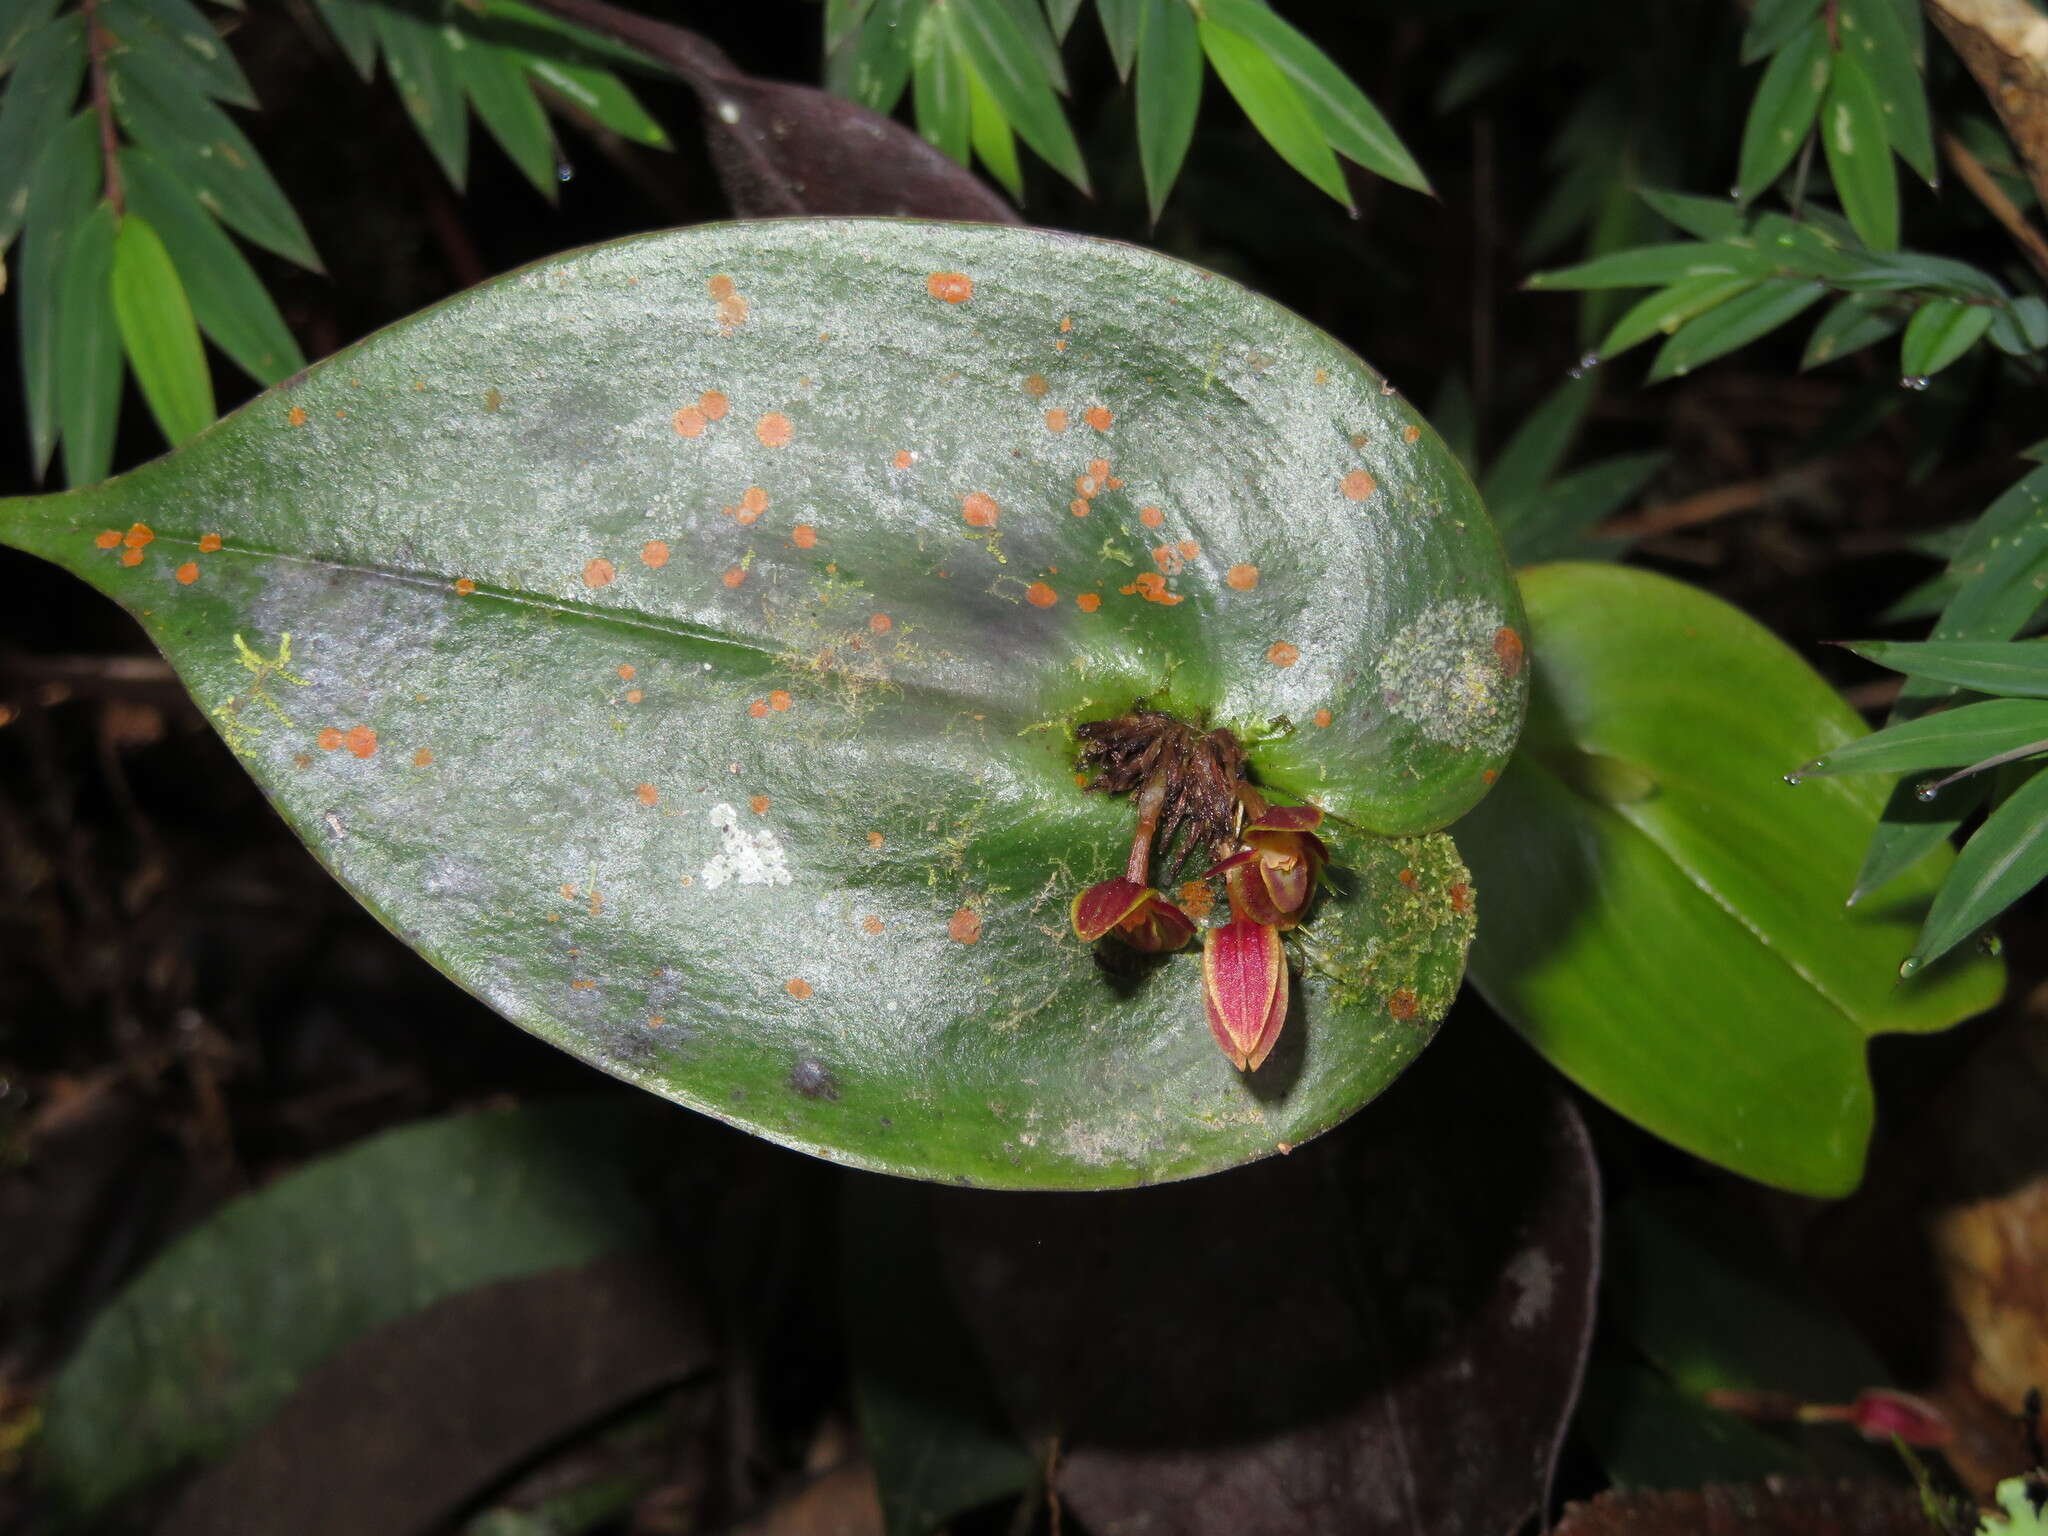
[1457,563,2002,1196]
[0,221,1523,1187]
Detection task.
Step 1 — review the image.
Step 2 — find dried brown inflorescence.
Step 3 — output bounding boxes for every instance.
[1074,708,1245,876]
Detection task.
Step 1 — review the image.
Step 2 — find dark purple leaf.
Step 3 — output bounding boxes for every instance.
[1553,1478,1941,1536]
[932,1026,1601,1536]
[156,1255,712,1536]
[522,0,1022,222]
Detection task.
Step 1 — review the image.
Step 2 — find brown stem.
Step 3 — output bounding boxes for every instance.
[1125,776,1168,886]
[510,0,738,91]
[1941,127,2048,285]
[82,0,123,215]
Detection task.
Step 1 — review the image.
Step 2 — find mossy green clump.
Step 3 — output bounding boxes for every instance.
[1294,832,1475,1024]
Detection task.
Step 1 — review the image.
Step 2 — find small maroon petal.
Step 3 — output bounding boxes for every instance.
[1073,878,1151,942]
[1243,947,1290,1071]
[1226,859,1288,926]
[1203,917,1284,1070]
[1124,895,1196,953]
[1248,803,1324,834]
[1201,847,1258,880]
[1260,849,1312,917]
[1846,1389,1952,1447]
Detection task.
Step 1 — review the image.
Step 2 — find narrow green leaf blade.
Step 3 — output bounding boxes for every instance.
[519,53,669,149]
[107,41,322,270]
[1043,0,1082,40]
[1097,0,1139,80]
[948,0,1089,191]
[1791,697,2048,778]
[1134,0,1199,222]
[1480,371,1596,510]
[0,0,65,72]
[911,11,968,164]
[370,1,469,187]
[19,111,101,477]
[0,221,1524,1189]
[1801,291,1902,369]
[1460,563,2002,1195]
[832,0,915,112]
[1845,637,2048,696]
[1735,17,1828,202]
[1597,274,1760,360]
[457,34,558,200]
[993,0,1067,92]
[1197,17,1349,209]
[1838,0,1934,184]
[1907,768,2048,972]
[111,209,214,446]
[1647,277,1826,381]
[102,0,254,108]
[0,11,86,251]
[313,0,380,80]
[1526,242,1770,292]
[1199,0,1430,194]
[1741,0,1822,64]
[56,200,122,488]
[118,148,303,386]
[1899,297,1995,380]
[1637,186,1748,242]
[1822,50,1899,251]
[1496,451,1668,566]
[964,61,1023,202]
[1989,295,2048,356]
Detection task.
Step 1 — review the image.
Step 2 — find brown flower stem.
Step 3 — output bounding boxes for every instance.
[1125,775,1168,885]
[82,0,123,216]
[1940,127,2048,286]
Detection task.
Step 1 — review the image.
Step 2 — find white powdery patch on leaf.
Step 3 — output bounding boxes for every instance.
[699,803,793,888]
[1379,597,1518,756]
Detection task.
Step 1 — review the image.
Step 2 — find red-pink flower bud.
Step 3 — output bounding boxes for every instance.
[1071,878,1195,952]
[1202,916,1289,1071]
[1205,803,1329,930]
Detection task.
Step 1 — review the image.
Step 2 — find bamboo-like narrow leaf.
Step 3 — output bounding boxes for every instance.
[993,0,1066,92]
[1648,277,1826,381]
[102,0,253,107]
[312,0,379,80]
[110,211,214,446]
[1198,0,1428,193]
[1,0,65,72]
[1134,0,1198,222]
[107,42,322,270]
[1097,0,1139,80]
[1527,241,1772,291]
[1793,697,2048,779]
[910,9,968,164]
[1822,49,1899,251]
[19,112,101,478]
[56,201,121,488]
[824,0,869,55]
[1845,638,2048,696]
[457,34,558,200]
[0,12,86,250]
[519,52,668,148]
[1480,371,1596,509]
[964,62,1022,202]
[1838,0,1934,184]
[1899,297,1995,379]
[1496,452,1669,566]
[832,0,915,112]
[1197,17,1347,208]
[1989,295,2048,356]
[1741,0,1823,64]
[1801,291,1902,369]
[1735,17,1828,202]
[118,149,301,385]
[1905,768,2048,974]
[1637,186,1748,241]
[948,0,1088,190]
[1599,274,1759,359]
[1043,0,1082,40]
[370,1,468,187]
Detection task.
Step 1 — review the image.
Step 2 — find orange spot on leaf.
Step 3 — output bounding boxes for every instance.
[617,665,637,680]
[869,613,893,634]
[641,540,670,568]
[343,725,377,758]
[1151,546,1183,575]
[317,728,343,751]
[673,407,707,438]
[124,523,154,548]
[785,977,813,999]
[1342,470,1378,501]
[120,549,143,567]
[1177,880,1215,921]
[453,578,477,595]
[699,389,730,421]
[1076,592,1101,613]
[756,412,792,448]
[1139,505,1164,528]
[707,275,736,300]
[792,524,817,549]
[93,530,120,549]
[1493,626,1525,678]
[1226,563,1259,590]
[1450,882,1473,914]
[1403,424,1421,444]
[962,492,999,528]
[1119,572,1181,605]
[1025,581,1057,607]
[1267,642,1300,667]
[174,561,199,584]
[749,699,770,718]
[1389,988,1420,1021]
[893,450,915,469]
[1178,539,1201,560]
[862,915,885,935]
[750,794,771,814]
[948,907,982,945]
[1044,408,1068,432]
[768,689,792,711]
[287,406,307,427]
[198,532,222,553]
[1314,708,1333,728]
[1069,500,1089,517]
[722,567,746,588]
[636,783,659,806]
[927,271,974,304]
[867,831,885,849]
[1023,374,1049,398]
[583,557,616,589]
[414,748,434,767]
[626,689,643,703]
[1084,406,1113,432]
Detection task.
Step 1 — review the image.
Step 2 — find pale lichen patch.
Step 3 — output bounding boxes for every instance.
[1379,598,1522,755]
[699,802,793,888]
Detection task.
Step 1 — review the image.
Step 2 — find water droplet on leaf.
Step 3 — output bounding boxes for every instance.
[556,161,575,183]
[1901,375,1931,391]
